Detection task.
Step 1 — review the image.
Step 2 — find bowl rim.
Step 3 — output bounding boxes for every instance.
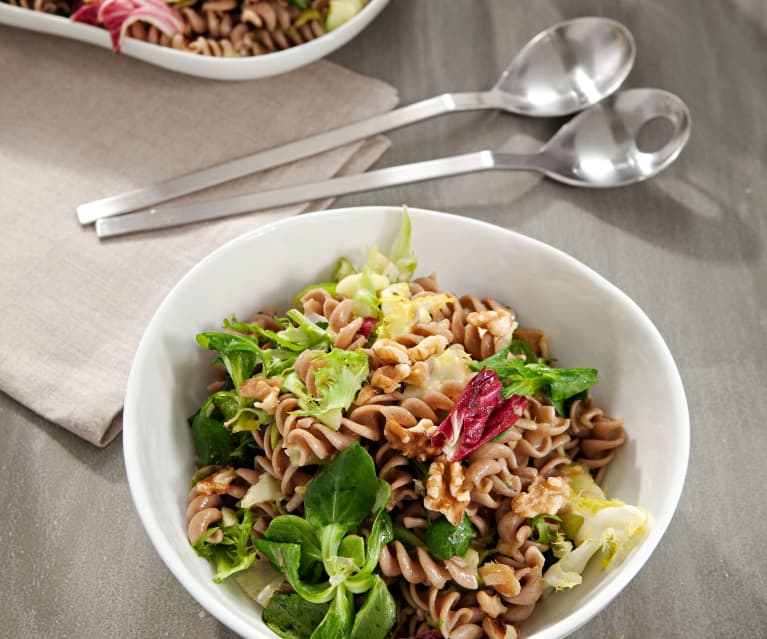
[123,205,690,639]
[0,0,391,80]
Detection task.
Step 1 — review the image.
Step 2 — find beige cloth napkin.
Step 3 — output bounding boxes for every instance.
[0,25,399,446]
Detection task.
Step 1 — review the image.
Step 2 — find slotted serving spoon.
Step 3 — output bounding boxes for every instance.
[78,16,636,225]
[95,88,691,238]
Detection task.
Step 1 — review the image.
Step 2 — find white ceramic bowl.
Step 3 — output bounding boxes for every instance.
[123,206,689,639]
[0,0,389,80]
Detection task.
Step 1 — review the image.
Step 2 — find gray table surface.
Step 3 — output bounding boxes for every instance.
[2,0,766,637]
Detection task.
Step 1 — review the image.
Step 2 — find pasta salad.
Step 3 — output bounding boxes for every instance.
[3,0,367,55]
[185,209,649,639]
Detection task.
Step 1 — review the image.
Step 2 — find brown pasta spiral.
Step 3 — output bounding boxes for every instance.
[380,541,478,590]
[252,423,310,512]
[185,466,277,544]
[5,0,74,14]
[402,583,485,639]
[301,288,369,350]
[374,443,423,509]
[441,295,514,361]
[568,398,626,483]
[273,393,359,466]
[167,0,329,57]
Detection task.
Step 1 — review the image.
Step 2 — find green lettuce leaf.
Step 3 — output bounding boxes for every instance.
[425,513,476,560]
[542,465,650,592]
[472,348,597,415]
[188,397,262,466]
[311,586,355,639]
[333,257,356,281]
[284,348,369,430]
[262,593,330,639]
[225,311,332,354]
[189,402,233,466]
[192,508,257,583]
[529,514,562,545]
[303,443,378,532]
[350,576,396,639]
[509,336,539,363]
[387,205,417,281]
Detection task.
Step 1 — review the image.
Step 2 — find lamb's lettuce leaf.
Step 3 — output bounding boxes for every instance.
[254,445,395,639]
[262,593,330,639]
[303,443,378,531]
[471,348,598,415]
[350,576,397,639]
[425,513,476,560]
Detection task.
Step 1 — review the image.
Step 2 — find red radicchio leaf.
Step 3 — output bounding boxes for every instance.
[71,1,101,25]
[431,368,527,461]
[359,316,377,339]
[72,0,183,54]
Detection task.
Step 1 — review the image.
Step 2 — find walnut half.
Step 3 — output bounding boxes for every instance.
[511,474,569,518]
[384,418,440,462]
[424,459,471,525]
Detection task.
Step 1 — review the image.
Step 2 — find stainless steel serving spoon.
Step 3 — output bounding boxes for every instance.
[96,88,691,238]
[78,16,636,225]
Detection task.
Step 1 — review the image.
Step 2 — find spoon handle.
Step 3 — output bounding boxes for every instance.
[78,91,496,225]
[95,150,499,238]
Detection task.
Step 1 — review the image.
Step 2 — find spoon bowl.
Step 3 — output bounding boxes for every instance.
[524,88,692,186]
[493,17,637,117]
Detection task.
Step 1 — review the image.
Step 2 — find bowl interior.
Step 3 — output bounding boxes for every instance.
[124,206,689,639]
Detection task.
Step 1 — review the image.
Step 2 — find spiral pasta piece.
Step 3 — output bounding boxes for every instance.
[185,465,279,544]
[403,584,485,639]
[569,398,626,482]
[379,541,478,590]
[301,289,369,350]
[375,444,423,509]
[252,423,311,512]
[5,0,73,13]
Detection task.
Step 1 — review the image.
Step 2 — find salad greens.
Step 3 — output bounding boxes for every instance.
[542,465,650,592]
[189,402,260,467]
[261,594,330,639]
[528,514,563,545]
[324,0,365,31]
[284,349,369,430]
[425,514,476,560]
[192,509,258,583]
[256,444,396,639]
[190,210,417,458]
[471,345,598,415]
